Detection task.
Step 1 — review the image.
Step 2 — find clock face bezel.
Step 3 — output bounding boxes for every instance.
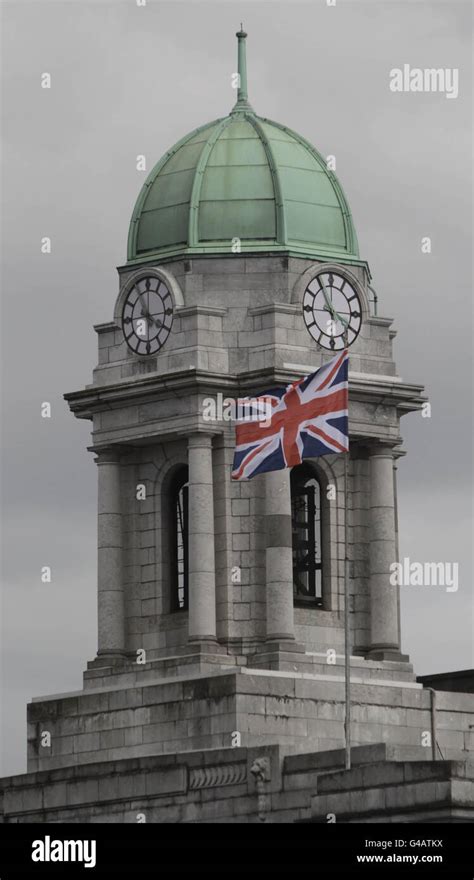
[121,274,174,356]
[302,269,363,351]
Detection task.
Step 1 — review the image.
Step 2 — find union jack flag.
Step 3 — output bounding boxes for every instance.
[231,350,349,481]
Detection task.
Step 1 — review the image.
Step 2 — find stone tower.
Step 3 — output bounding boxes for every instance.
[2,30,472,824]
[67,28,420,681]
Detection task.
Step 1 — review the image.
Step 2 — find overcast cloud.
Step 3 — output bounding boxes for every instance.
[1,0,472,776]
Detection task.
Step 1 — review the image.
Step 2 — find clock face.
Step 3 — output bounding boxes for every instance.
[302,271,362,350]
[122,276,173,355]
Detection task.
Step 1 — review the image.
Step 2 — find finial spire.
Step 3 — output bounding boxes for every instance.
[232,27,253,113]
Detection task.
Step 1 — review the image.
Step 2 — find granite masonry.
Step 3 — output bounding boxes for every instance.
[0,254,472,823]
[1,30,472,823]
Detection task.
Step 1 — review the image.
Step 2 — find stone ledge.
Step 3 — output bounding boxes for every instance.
[310,758,474,822]
[176,305,228,317]
[4,740,474,824]
[284,742,391,776]
[0,745,279,822]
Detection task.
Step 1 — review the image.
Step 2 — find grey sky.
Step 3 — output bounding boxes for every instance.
[1,0,472,776]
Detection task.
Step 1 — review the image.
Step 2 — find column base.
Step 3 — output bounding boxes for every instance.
[260,639,305,653]
[187,638,222,651]
[367,647,410,662]
[250,639,310,672]
[88,651,128,670]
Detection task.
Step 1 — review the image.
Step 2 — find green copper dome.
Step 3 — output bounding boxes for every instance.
[127,31,359,265]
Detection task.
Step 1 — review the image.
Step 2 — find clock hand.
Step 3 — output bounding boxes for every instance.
[319,276,336,318]
[136,290,152,319]
[322,305,350,317]
[319,276,349,330]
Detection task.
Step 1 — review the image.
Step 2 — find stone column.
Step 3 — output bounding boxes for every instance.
[96,447,126,658]
[368,444,401,658]
[265,469,295,642]
[188,433,217,644]
[393,454,402,648]
[212,435,235,644]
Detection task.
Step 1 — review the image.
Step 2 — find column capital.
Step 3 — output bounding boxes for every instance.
[89,444,129,464]
[367,440,400,459]
[213,431,236,451]
[187,432,216,449]
[393,447,406,462]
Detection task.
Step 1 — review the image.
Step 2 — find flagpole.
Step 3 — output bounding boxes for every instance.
[343,333,351,771]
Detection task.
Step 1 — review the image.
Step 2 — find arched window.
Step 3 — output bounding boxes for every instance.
[291,464,323,607]
[169,466,189,612]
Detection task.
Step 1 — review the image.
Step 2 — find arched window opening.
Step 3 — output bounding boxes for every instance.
[170,467,189,612]
[291,465,323,607]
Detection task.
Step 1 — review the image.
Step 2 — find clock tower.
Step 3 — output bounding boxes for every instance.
[3,29,472,825]
[45,23,423,741]
[67,28,417,678]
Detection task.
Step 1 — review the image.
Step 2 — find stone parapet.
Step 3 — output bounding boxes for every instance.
[26,669,474,774]
[2,742,473,824]
[310,757,474,823]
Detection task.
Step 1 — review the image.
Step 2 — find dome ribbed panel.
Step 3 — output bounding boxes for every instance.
[127,113,359,263]
[198,117,276,242]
